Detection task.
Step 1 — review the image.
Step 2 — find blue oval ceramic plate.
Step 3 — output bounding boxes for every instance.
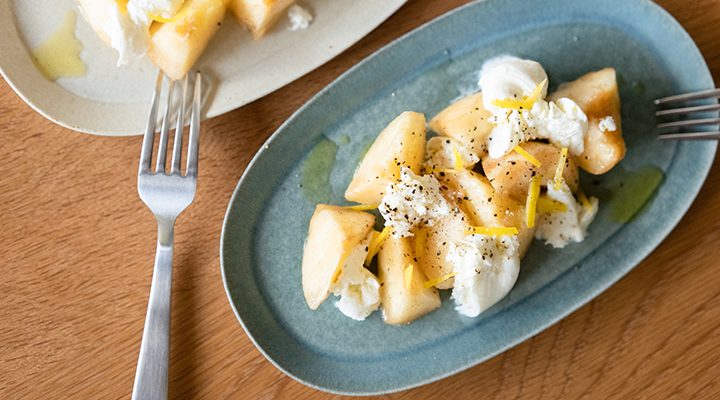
[221,0,716,395]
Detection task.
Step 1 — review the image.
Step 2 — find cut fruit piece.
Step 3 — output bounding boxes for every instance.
[422,136,479,173]
[429,92,494,157]
[439,169,535,258]
[415,206,471,290]
[548,68,625,175]
[148,0,226,80]
[345,112,426,205]
[229,0,295,39]
[378,236,441,325]
[481,141,579,202]
[301,205,375,310]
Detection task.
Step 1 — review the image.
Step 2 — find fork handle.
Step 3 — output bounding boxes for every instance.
[132,225,174,400]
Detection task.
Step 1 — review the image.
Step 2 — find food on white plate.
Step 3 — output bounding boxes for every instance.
[377,236,441,325]
[229,0,295,39]
[345,111,426,205]
[301,205,380,320]
[548,68,625,174]
[77,0,310,79]
[301,56,626,324]
[149,0,226,80]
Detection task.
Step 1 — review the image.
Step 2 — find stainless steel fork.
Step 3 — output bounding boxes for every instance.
[132,71,201,400]
[656,88,720,140]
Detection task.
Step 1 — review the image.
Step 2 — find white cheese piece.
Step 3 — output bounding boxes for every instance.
[331,235,380,320]
[598,116,617,132]
[535,181,599,248]
[288,4,313,31]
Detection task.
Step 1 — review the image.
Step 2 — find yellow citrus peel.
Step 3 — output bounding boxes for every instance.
[451,142,464,170]
[423,272,456,289]
[150,13,178,24]
[116,0,129,14]
[404,264,415,292]
[331,252,350,284]
[465,226,519,236]
[536,197,568,214]
[364,226,392,266]
[554,147,568,190]
[491,79,547,110]
[526,175,541,228]
[513,145,542,167]
[344,204,378,211]
[577,189,592,210]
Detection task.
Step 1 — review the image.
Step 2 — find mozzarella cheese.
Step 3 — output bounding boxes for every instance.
[331,237,381,320]
[288,4,313,31]
[598,116,617,132]
[448,234,520,317]
[534,181,599,248]
[379,167,451,238]
[479,56,589,157]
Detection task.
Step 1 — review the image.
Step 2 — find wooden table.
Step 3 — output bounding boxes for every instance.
[3,1,720,398]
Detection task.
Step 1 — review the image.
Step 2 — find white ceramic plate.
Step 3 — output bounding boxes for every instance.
[0,0,406,136]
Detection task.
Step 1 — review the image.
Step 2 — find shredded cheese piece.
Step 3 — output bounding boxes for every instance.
[465,226,519,236]
[537,196,568,214]
[513,145,542,167]
[344,204,378,211]
[423,272,456,289]
[364,226,392,266]
[404,264,415,292]
[452,143,464,170]
[554,147,568,190]
[491,79,547,110]
[526,175,541,228]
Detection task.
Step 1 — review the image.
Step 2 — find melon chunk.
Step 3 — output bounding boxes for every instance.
[345,112,426,205]
[148,0,226,80]
[440,169,534,258]
[229,0,295,39]
[548,68,625,175]
[482,141,579,202]
[378,236,441,325]
[301,205,375,309]
[415,206,471,290]
[429,92,494,157]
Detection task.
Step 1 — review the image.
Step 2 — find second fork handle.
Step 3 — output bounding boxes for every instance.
[132,224,174,400]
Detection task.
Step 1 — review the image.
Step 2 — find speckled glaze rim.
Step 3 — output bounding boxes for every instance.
[220,0,716,395]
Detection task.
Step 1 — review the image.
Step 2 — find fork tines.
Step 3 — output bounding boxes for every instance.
[139,71,202,175]
[656,88,720,140]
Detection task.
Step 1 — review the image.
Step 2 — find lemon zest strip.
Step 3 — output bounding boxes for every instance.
[331,252,350,284]
[491,79,547,110]
[404,264,415,292]
[536,197,568,214]
[364,226,392,266]
[451,142,464,170]
[577,189,592,210]
[465,226,519,236]
[423,272,456,289]
[116,0,129,14]
[526,175,541,228]
[554,147,568,190]
[150,13,178,24]
[513,145,542,168]
[344,204,378,211]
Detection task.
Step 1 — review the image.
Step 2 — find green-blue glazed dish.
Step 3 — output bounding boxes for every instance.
[220,0,716,395]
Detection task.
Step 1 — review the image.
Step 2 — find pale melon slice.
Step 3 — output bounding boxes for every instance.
[482,141,579,202]
[548,68,625,175]
[345,111,426,205]
[301,205,375,309]
[148,0,226,80]
[428,92,494,157]
[439,169,534,258]
[229,0,295,39]
[378,236,441,325]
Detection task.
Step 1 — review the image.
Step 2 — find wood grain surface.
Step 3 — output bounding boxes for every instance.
[2,0,720,398]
